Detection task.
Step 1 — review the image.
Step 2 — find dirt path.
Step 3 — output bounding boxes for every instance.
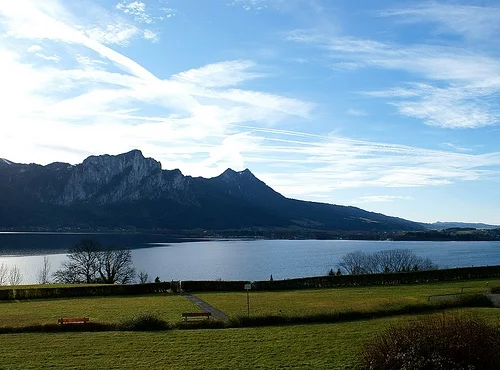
[180,293,229,321]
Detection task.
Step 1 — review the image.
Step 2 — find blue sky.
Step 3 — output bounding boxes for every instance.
[1,0,499,224]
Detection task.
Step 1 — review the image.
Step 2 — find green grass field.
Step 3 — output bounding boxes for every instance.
[0,294,198,327]
[195,278,498,317]
[0,278,499,368]
[0,308,497,369]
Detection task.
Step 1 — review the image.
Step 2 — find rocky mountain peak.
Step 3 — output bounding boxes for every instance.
[219,168,256,181]
[60,150,163,204]
[0,150,424,231]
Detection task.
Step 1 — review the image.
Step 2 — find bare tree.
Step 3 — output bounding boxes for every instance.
[97,249,136,284]
[54,239,101,284]
[338,251,371,275]
[0,263,8,285]
[36,256,52,284]
[376,249,436,272]
[138,270,150,284]
[339,249,436,275]
[54,239,135,284]
[8,265,22,285]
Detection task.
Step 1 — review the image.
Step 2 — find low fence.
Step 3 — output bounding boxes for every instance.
[0,282,171,300]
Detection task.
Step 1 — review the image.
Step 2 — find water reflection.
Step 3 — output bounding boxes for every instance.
[1,238,500,285]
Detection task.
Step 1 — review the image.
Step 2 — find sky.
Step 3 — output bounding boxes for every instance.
[0,0,499,224]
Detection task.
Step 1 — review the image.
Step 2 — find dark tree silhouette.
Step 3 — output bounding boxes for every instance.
[54,239,135,284]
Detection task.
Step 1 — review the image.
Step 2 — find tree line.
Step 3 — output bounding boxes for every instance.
[337,249,436,275]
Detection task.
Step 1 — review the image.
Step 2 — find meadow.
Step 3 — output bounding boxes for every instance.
[0,278,499,369]
[0,294,197,327]
[0,309,498,369]
[196,278,498,317]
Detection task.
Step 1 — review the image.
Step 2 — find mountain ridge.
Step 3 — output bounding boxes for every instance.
[0,150,423,232]
[423,221,500,230]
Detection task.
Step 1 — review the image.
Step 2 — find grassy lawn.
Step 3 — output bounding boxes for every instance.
[195,278,498,317]
[0,316,409,369]
[0,294,198,327]
[0,308,496,369]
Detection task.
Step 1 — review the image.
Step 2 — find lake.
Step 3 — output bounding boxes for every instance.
[1,233,500,284]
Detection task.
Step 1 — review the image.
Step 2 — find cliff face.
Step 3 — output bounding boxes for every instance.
[60,150,166,205]
[0,150,423,231]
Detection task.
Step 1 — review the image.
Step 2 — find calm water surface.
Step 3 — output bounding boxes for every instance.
[1,233,500,284]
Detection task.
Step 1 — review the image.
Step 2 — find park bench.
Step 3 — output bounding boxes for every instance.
[181,312,211,322]
[58,317,89,325]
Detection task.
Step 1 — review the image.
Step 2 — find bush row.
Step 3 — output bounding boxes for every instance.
[0,282,171,300]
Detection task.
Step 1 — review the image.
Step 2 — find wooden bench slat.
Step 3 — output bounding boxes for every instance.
[58,317,89,324]
[182,312,211,317]
[181,312,211,322]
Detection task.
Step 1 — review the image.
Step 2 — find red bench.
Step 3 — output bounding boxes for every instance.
[58,317,89,324]
[181,312,211,322]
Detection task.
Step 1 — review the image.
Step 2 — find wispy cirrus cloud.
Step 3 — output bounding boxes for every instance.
[0,0,314,177]
[1,0,500,212]
[381,2,500,40]
[352,195,413,204]
[287,2,500,130]
[347,108,367,117]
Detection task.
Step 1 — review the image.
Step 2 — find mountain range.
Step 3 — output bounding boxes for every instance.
[423,221,500,230]
[0,150,424,232]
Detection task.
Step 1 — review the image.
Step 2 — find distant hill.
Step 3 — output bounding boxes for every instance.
[423,221,500,230]
[0,150,423,232]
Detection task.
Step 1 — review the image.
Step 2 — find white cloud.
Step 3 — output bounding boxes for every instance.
[161,8,176,18]
[116,1,152,24]
[75,54,107,68]
[1,0,500,207]
[381,2,500,40]
[116,1,174,23]
[347,108,367,117]
[172,60,264,88]
[288,30,500,129]
[35,53,60,62]
[441,143,472,153]
[230,0,269,12]
[0,0,315,179]
[353,196,413,204]
[83,23,139,46]
[142,29,158,43]
[27,44,42,52]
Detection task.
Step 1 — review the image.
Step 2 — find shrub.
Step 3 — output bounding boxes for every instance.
[119,312,170,331]
[359,314,500,369]
[455,293,494,307]
[490,286,500,294]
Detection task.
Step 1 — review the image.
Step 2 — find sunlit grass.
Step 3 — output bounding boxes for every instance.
[196,278,498,317]
[0,294,198,327]
[0,308,497,369]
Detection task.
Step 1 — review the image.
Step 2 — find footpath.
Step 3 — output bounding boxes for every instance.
[180,293,229,321]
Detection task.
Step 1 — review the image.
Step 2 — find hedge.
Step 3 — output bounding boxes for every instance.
[0,282,171,300]
[178,265,500,292]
